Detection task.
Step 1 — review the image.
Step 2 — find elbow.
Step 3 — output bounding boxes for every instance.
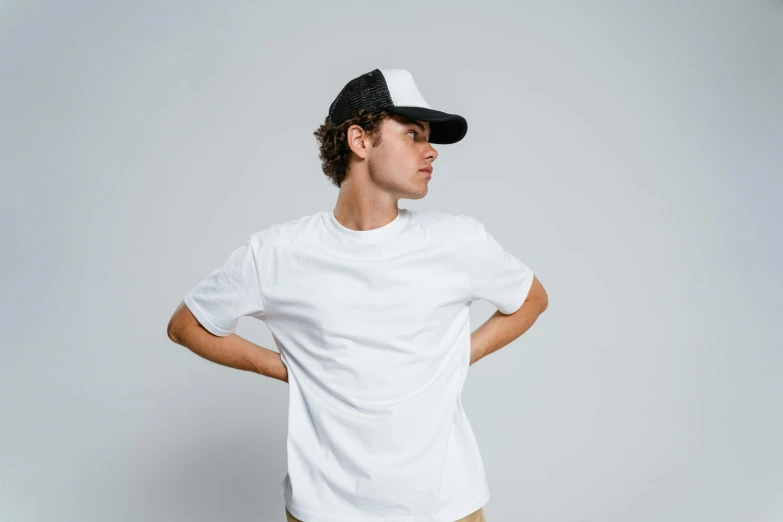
[528,276,548,313]
[538,295,548,313]
[535,287,548,313]
[167,317,184,344]
[167,301,193,344]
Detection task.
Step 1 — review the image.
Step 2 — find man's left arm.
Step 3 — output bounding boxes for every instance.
[470,275,548,365]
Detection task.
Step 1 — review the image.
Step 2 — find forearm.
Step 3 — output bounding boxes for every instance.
[171,325,288,383]
[470,298,546,365]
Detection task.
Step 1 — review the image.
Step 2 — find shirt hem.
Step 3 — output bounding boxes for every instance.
[283,486,489,522]
[183,292,233,337]
[501,271,535,315]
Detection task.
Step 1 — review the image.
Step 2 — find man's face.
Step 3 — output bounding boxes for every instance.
[365,115,438,200]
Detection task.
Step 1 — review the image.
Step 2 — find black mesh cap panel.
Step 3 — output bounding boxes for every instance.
[326,69,394,126]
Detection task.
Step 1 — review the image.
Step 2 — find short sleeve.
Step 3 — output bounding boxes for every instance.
[183,236,266,336]
[463,217,535,315]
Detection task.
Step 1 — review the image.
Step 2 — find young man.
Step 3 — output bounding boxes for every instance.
[167,68,548,522]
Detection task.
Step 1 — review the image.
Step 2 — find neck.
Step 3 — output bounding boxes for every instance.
[333,182,399,232]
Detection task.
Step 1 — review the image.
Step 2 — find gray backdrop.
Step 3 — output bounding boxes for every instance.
[2,1,781,521]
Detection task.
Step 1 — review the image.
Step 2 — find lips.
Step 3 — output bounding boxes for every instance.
[419,167,433,175]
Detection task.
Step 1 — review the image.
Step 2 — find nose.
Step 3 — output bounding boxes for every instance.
[425,143,438,163]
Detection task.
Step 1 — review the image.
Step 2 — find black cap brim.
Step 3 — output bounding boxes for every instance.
[383,106,468,144]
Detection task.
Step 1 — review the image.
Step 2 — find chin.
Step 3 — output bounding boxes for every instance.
[392,179,428,200]
[407,187,428,200]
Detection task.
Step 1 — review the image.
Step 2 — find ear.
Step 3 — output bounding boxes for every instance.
[346,124,370,159]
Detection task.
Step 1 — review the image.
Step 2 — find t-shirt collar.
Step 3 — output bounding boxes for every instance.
[323,208,409,244]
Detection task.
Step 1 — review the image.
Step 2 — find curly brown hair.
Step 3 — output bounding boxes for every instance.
[313,109,392,188]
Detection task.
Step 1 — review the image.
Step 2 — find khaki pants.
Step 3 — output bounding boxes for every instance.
[285,506,486,522]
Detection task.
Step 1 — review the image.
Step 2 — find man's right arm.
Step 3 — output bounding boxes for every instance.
[167,302,288,383]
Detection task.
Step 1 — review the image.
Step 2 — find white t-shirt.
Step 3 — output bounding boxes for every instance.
[184,207,535,522]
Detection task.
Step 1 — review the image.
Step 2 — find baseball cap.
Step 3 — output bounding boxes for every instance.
[326,69,468,145]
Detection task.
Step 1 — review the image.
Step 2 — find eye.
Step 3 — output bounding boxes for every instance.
[407,130,417,138]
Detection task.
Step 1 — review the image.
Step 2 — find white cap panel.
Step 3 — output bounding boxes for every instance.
[379,69,432,109]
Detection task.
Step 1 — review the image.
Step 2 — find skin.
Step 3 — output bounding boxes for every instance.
[167,114,548,381]
[332,114,438,230]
